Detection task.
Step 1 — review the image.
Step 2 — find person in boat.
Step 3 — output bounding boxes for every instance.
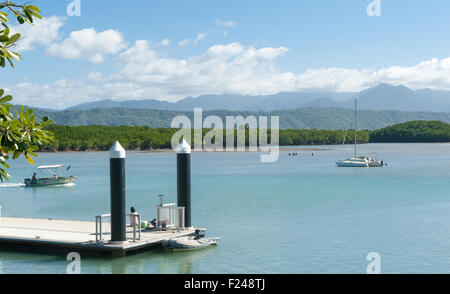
[32,173,37,181]
[53,173,57,179]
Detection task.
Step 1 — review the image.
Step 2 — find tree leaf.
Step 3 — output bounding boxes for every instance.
[25,154,35,165]
[0,14,8,24]
[2,27,9,37]
[12,150,20,159]
[28,10,42,19]
[5,33,20,46]
[0,95,12,103]
[24,10,33,23]
[0,160,10,169]
[25,5,41,13]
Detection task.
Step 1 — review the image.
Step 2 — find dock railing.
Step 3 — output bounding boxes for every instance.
[95,213,141,242]
[95,214,111,242]
[156,204,185,230]
[126,213,141,241]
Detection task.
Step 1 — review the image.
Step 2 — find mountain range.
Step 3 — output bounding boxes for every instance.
[65,84,450,113]
[21,83,450,130]
[67,92,353,112]
[32,107,450,130]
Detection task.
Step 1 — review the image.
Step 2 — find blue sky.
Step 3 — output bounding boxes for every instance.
[2,0,450,108]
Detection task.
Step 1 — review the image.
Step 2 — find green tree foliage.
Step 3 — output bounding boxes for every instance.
[0,2,41,67]
[39,125,371,151]
[39,120,450,152]
[370,120,450,143]
[0,2,53,181]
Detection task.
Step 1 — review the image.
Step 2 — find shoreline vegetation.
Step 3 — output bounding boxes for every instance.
[38,120,450,152]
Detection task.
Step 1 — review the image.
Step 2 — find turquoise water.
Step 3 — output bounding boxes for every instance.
[0,143,450,274]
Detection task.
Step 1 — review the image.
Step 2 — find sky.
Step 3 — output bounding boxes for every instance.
[2,0,450,109]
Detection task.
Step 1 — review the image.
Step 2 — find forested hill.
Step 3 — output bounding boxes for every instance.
[39,120,450,151]
[370,120,450,142]
[30,107,450,130]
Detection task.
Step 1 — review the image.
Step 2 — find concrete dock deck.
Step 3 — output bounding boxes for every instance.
[0,217,196,256]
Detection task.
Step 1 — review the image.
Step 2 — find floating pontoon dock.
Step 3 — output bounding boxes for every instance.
[0,140,200,257]
[0,217,196,256]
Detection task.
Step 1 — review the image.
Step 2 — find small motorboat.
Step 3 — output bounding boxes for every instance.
[24,165,77,187]
[162,236,219,251]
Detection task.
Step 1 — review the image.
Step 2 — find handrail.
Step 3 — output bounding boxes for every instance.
[95,213,141,243]
[126,213,141,241]
[156,205,185,230]
[95,214,110,242]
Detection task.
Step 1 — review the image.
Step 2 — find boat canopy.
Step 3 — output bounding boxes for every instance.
[38,165,64,169]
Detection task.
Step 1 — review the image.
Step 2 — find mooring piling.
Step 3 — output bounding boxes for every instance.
[177,139,191,228]
[0,140,202,256]
[109,141,127,242]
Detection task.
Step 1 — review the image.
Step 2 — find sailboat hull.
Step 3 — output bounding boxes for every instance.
[335,160,369,167]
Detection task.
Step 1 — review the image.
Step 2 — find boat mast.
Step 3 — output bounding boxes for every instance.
[354,98,357,158]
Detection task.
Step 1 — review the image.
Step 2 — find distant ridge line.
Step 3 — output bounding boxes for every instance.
[27,106,450,130]
[61,83,450,113]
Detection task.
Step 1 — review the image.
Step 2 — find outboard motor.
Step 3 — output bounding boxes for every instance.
[194,228,206,238]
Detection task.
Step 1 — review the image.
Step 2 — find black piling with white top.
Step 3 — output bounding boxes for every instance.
[177,139,192,228]
[109,141,127,242]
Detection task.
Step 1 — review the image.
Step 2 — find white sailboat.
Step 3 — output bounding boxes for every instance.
[336,99,386,168]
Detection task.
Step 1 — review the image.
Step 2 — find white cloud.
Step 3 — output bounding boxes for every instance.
[46,28,127,63]
[291,57,450,92]
[9,16,66,52]
[156,38,171,47]
[178,33,207,47]
[178,39,190,47]
[103,41,294,98]
[215,19,237,28]
[196,33,206,41]
[88,71,104,81]
[3,79,154,109]
[6,39,450,109]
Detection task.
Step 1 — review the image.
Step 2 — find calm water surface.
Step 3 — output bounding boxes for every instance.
[0,143,449,273]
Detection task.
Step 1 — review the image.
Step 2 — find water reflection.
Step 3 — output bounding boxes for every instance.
[0,250,67,274]
[80,247,218,274]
